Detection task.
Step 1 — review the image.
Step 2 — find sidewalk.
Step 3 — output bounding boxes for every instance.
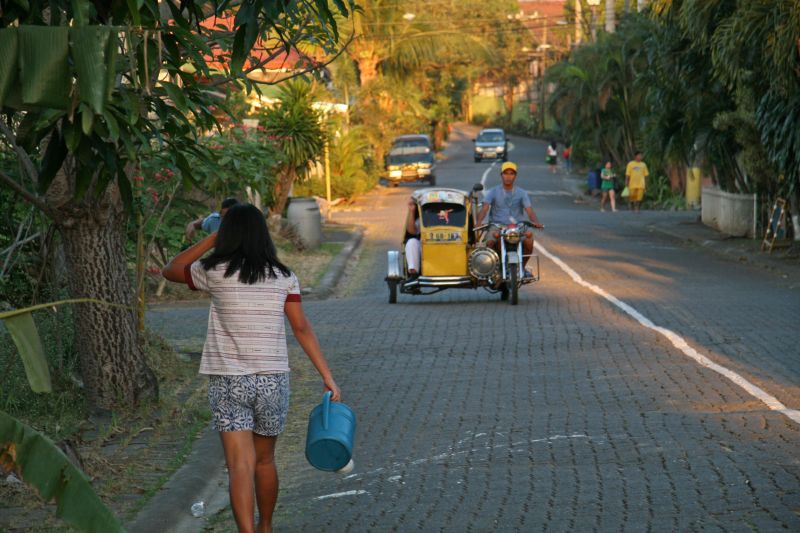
[126,223,363,533]
[560,173,800,283]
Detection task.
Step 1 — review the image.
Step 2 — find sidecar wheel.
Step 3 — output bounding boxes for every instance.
[509,269,519,306]
[388,280,398,304]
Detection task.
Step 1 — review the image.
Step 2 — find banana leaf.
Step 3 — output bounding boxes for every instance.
[0,28,19,109]
[70,26,112,114]
[0,312,51,393]
[18,26,70,110]
[0,299,133,394]
[0,411,124,531]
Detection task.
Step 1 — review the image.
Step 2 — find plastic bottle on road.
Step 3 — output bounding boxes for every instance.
[190,500,205,517]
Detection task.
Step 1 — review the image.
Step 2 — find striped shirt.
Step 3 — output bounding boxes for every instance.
[187,261,301,375]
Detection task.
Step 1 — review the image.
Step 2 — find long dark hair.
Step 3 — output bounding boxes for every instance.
[200,203,291,283]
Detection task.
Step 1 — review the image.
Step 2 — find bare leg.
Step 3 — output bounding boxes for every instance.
[600,191,607,211]
[523,237,533,268]
[610,190,617,211]
[254,435,278,533]
[220,431,257,533]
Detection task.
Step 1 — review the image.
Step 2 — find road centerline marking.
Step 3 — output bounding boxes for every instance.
[480,161,498,187]
[534,240,800,425]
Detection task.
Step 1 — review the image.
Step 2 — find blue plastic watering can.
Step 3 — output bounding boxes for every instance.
[305,391,356,471]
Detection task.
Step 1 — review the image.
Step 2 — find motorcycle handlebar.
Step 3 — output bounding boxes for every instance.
[474,221,544,231]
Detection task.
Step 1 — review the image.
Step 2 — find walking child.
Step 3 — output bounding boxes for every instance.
[600,161,617,212]
[163,204,341,533]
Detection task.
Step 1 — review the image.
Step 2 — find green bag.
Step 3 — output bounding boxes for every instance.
[621,186,630,198]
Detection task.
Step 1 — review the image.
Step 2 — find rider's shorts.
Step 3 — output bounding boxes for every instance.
[207,373,290,436]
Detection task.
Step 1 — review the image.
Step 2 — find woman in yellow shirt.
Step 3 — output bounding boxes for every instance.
[625,151,649,212]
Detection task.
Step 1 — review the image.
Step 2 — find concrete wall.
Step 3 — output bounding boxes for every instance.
[701,187,757,238]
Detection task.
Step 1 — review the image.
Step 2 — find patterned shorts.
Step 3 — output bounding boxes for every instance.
[208,373,290,436]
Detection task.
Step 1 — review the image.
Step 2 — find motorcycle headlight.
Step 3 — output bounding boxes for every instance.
[505,229,521,245]
[468,247,499,280]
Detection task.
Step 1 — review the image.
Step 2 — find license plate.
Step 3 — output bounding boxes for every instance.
[485,153,496,158]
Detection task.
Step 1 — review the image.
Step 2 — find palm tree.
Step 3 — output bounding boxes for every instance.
[343,0,493,87]
[260,81,325,216]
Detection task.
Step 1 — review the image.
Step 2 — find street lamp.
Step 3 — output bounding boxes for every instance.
[587,0,601,42]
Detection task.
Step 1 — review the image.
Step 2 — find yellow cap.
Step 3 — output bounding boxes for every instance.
[501,161,517,173]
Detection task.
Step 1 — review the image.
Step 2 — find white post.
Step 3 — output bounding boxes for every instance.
[324,137,332,220]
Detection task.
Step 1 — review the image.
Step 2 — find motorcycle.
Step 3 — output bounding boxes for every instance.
[474,220,540,305]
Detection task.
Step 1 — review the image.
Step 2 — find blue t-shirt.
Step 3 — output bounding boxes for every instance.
[483,186,531,224]
[201,212,222,233]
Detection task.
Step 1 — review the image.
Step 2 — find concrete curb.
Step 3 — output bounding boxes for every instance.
[304,225,364,300]
[126,426,226,532]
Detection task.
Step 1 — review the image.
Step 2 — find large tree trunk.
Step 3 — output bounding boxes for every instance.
[271,167,297,217]
[47,167,158,411]
[666,163,686,192]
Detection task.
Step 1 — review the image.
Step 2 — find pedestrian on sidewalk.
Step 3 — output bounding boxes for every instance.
[546,141,558,174]
[562,142,572,174]
[185,197,239,241]
[600,161,617,212]
[625,151,649,212]
[163,203,341,533]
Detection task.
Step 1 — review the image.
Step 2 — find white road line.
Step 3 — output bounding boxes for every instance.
[526,190,573,196]
[534,241,800,425]
[314,490,368,500]
[480,161,498,187]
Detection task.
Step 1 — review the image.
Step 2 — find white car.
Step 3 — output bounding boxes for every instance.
[473,128,508,162]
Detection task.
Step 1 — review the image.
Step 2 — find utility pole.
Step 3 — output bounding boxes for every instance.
[539,21,549,133]
[575,0,582,45]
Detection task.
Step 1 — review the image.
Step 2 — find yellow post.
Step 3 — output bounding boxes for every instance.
[686,167,701,207]
[324,138,331,220]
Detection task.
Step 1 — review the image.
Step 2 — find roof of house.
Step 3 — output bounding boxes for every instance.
[517,0,570,49]
[199,14,317,81]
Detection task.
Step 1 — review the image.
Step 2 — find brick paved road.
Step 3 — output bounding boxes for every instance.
[266,125,800,532]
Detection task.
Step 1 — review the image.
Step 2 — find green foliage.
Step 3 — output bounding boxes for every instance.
[259,81,325,177]
[644,174,688,210]
[201,124,282,206]
[546,18,650,168]
[549,1,800,206]
[295,124,378,199]
[648,0,800,195]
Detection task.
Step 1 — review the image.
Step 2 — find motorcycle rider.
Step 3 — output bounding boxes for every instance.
[476,161,544,274]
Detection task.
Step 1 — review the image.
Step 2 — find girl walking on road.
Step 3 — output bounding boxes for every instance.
[546,140,558,174]
[163,203,341,533]
[600,161,617,212]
